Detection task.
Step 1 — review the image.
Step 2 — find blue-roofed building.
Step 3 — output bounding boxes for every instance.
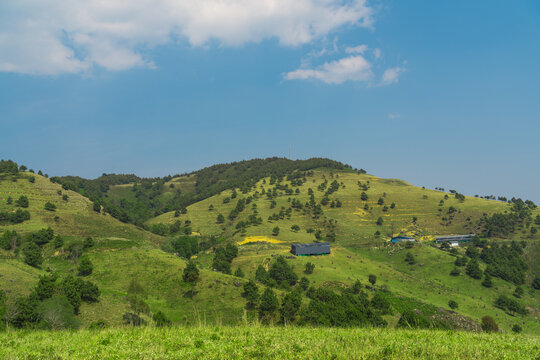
[391,236,416,243]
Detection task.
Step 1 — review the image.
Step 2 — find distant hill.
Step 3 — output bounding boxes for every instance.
[52,157,352,226]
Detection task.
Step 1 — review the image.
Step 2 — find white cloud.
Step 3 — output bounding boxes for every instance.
[381,66,405,85]
[285,55,372,84]
[373,48,381,59]
[345,44,368,54]
[388,113,400,119]
[0,0,374,75]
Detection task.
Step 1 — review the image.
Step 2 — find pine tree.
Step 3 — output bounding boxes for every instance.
[258,287,278,323]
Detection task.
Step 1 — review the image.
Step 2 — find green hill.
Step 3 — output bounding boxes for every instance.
[1,159,540,336]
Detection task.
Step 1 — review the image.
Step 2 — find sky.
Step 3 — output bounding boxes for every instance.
[1,0,539,202]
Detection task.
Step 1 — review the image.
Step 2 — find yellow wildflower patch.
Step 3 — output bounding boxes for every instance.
[237,236,284,245]
[353,207,368,217]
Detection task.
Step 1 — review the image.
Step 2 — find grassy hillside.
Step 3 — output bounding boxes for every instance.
[1,326,538,360]
[149,169,538,244]
[0,172,161,243]
[1,162,539,337]
[147,169,540,333]
[0,171,248,327]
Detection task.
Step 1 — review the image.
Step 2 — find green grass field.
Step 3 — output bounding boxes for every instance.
[1,326,538,360]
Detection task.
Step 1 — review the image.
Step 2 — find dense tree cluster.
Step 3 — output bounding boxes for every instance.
[211,244,238,274]
[4,273,99,329]
[0,209,30,224]
[479,198,537,238]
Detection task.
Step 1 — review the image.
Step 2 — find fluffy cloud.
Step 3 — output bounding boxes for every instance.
[381,67,405,85]
[0,0,373,75]
[284,55,372,84]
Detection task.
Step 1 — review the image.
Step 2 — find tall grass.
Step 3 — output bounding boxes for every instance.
[1,326,538,360]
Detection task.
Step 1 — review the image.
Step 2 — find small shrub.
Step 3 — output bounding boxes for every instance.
[481,316,498,332]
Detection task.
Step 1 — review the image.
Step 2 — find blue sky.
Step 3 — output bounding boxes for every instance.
[1,0,539,202]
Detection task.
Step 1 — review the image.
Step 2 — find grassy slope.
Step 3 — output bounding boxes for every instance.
[0,174,248,327]
[1,326,538,360]
[149,170,533,244]
[147,170,540,333]
[0,173,162,242]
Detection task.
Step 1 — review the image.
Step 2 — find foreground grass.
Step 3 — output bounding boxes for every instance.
[1,326,539,360]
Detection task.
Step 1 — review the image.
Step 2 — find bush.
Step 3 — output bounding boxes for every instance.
[404,253,416,265]
[368,274,377,286]
[465,259,482,279]
[272,226,280,236]
[23,242,43,268]
[450,268,460,276]
[397,310,430,329]
[494,295,528,316]
[78,256,94,276]
[182,261,200,283]
[268,256,298,286]
[15,195,29,208]
[304,262,315,275]
[153,311,171,327]
[481,316,498,332]
[83,237,95,249]
[512,324,522,333]
[448,300,458,310]
[37,295,79,330]
[44,202,57,211]
[532,276,540,290]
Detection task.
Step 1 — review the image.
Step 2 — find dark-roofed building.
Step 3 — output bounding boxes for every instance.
[291,243,331,256]
[435,234,475,243]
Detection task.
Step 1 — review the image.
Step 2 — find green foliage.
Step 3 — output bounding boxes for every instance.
[216,213,225,224]
[481,316,499,332]
[0,160,19,174]
[165,236,199,259]
[448,300,458,310]
[258,288,278,324]
[300,288,386,327]
[481,273,493,288]
[0,230,18,250]
[272,226,280,236]
[376,217,383,226]
[532,277,540,290]
[280,289,302,324]
[23,242,43,268]
[465,259,482,279]
[182,261,200,283]
[152,311,171,327]
[0,209,30,224]
[242,280,259,309]
[78,256,94,276]
[371,292,393,315]
[123,313,145,326]
[299,277,310,291]
[234,267,244,278]
[15,195,29,208]
[512,324,522,333]
[83,237,95,249]
[368,274,377,286]
[37,295,80,330]
[31,227,54,246]
[53,235,64,249]
[34,273,58,301]
[513,286,524,298]
[44,202,57,211]
[268,256,298,286]
[212,244,238,274]
[494,295,528,316]
[304,262,315,275]
[404,253,416,265]
[450,268,460,276]
[481,241,527,285]
[397,310,430,329]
